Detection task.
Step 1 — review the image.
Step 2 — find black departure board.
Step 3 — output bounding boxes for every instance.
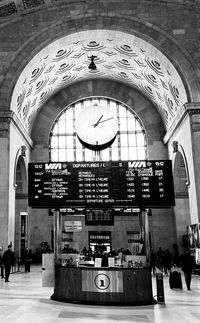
[28,160,175,208]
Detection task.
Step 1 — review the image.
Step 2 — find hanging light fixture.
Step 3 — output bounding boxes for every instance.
[88,55,97,70]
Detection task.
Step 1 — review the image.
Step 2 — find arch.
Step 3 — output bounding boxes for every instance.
[174,150,189,198]
[14,153,28,258]
[173,150,190,252]
[0,15,199,134]
[31,79,168,161]
[13,148,28,193]
[15,155,27,195]
[49,96,147,162]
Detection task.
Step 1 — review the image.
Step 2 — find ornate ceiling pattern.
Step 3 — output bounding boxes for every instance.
[1,0,200,18]
[11,30,187,134]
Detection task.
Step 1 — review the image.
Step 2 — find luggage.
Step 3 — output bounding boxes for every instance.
[169,271,182,289]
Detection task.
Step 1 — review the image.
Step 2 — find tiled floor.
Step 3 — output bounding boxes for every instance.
[0,265,200,323]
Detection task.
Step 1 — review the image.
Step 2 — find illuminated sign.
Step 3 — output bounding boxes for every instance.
[28,160,175,208]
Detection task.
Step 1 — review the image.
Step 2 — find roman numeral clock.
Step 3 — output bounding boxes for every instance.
[75,104,118,150]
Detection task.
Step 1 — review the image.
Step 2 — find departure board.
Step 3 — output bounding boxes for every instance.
[28,160,175,208]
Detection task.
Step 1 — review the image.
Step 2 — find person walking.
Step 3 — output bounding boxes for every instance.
[179,249,194,290]
[2,245,15,282]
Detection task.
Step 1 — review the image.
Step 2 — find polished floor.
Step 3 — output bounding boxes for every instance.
[0,265,200,323]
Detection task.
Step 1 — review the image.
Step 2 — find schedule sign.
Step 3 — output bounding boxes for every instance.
[28,160,175,208]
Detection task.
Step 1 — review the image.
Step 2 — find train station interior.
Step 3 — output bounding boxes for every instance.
[1,0,200,321]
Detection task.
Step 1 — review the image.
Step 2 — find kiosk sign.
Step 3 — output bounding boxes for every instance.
[82,270,123,293]
[28,160,175,208]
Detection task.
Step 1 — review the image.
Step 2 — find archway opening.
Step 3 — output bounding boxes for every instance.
[14,155,28,259]
[173,150,190,252]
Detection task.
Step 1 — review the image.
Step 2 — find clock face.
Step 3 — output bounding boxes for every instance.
[75,105,118,148]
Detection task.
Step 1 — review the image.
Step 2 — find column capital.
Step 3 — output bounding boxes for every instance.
[0,111,33,147]
[164,102,200,143]
[184,102,200,115]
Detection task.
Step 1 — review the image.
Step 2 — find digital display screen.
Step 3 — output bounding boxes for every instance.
[28,160,175,208]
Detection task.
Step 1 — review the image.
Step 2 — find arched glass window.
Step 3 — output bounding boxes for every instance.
[49,97,147,162]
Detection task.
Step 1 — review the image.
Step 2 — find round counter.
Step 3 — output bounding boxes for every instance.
[51,266,154,305]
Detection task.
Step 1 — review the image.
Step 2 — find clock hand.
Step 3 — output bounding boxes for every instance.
[93,114,103,128]
[95,117,114,125]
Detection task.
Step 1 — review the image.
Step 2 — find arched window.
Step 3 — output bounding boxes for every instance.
[49,97,147,162]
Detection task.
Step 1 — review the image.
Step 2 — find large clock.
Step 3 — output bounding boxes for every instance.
[75,104,118,149]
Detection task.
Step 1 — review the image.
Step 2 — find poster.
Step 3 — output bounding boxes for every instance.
[64,221,82,232]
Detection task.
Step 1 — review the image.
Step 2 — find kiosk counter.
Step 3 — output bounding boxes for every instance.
[51,255,154,305]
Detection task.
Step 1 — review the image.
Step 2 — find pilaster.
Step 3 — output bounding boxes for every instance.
[187,103,200,222]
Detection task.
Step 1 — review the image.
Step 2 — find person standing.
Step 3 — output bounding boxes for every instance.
[23,248,32,272]
[179,249,194,290]
[2,245,15,282]
[150,249,157,275]
[172,243,180,267]
[0,247,4,278]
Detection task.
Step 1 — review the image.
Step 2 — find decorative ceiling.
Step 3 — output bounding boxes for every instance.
[11,30,187,135]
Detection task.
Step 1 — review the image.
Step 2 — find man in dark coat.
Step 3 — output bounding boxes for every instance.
[0,246,4,278]
[180,249,194,290]
[2,245,15,282]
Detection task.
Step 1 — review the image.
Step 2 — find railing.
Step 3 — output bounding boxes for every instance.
[0,0,200,19]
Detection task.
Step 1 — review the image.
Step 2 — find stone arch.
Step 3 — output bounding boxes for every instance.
[31,79,168,162]
[0,14,199,119]
[14,154,27,194]
[173,150,190,252]
[14,153,28,257]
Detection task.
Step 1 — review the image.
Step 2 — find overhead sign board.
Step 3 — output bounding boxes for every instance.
[28,160,175,208]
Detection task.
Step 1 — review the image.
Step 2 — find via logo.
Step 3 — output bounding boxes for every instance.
[45,163,62,170]
[128,161,146,168]
[94,273,110,290]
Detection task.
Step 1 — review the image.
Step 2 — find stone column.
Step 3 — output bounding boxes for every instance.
[139,208,150,266]
[186,103,200,223]
[54,210,62,259]
[0,113,10,249]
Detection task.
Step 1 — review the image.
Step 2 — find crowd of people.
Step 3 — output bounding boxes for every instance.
[150,244,182,275]
[151,245,195,290]
[0,243,196,290]
[81,246,132,260]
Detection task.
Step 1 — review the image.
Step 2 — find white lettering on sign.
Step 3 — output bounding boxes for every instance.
[45,163,62,170]
[128,161,146,168]
[34,164,43,169]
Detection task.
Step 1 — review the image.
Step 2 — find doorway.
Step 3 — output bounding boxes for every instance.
[89,231,111,253]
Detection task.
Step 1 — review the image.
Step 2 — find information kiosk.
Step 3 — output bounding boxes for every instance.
[28,160,175,305]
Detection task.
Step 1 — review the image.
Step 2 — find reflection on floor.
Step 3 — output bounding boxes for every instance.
[0,265,200,323]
